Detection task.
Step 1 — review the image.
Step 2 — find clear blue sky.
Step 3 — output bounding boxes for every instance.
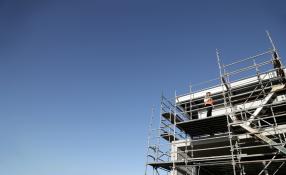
[0,1,286,175]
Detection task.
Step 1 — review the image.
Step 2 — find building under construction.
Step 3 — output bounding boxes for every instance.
[145,32,286,175]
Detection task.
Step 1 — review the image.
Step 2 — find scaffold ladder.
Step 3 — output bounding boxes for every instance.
[232,84,286,155]
[245,84,285,126]
[238,124,286,155]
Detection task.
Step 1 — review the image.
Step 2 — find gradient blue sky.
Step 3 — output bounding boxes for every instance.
[0,1,286,175]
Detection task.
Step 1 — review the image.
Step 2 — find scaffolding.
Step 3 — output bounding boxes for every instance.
[145,32,286,175]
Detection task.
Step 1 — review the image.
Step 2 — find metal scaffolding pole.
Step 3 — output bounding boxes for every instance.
[216,49,237,175]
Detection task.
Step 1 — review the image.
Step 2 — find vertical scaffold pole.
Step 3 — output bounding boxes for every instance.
[171,90,177,175]
[156,94,164,163]
[267,30,286,85]
[266,30,286,67]
[216,49,237,175]
[145,106,155,175]
[266,30,277,51]
[189,82,194,164]
[189,83,193,120]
